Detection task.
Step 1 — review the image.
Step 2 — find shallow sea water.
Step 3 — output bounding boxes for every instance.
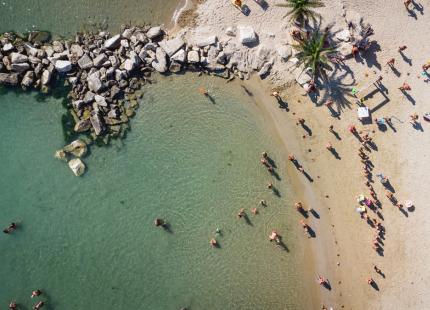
[0,74,311,309]
[0,2,313,309]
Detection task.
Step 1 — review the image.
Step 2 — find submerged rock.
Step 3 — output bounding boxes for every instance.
[68,158,86,176]
[74,119,92,132]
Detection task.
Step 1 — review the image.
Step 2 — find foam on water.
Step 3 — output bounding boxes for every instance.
[0,74,312,309]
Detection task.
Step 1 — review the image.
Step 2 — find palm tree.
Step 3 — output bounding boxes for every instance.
[276,0,325,26]
[292,29,335,80]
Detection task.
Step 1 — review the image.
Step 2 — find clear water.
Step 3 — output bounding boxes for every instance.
[0,1,314,309]
[0,0,179,36]
[0,74,311,309]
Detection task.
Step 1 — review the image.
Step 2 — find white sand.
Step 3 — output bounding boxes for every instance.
[174,0,430,309]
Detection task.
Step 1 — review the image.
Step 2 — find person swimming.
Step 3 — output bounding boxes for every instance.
[3,222,17,234]
[31,289,42,298]
[33,301,45,310]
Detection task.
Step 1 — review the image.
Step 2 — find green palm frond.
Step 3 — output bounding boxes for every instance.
[292,30,336,78]
[276,0,325,25]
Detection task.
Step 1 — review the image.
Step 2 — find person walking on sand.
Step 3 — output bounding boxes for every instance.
[288,154,296,162]
[399,82,411,91]
[260,199,267,207]
[271,91,281,101]
[398,45,407,52]
[267,182,273,189]
[386,58,395,67]
[409,113,419,124]
[326,142,333,151]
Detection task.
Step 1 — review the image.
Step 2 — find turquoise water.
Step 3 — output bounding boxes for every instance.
[0,74,312,309]
[0,0,179,36]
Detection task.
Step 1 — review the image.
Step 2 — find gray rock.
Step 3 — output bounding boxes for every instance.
[216,52,228,65]
[24,44,39,57]
[52,41,64,53]
[159,37,185,56]
[11,63,31,72]
[41,69,52,85]
[225,26,236,36]
[74,119,91,132]
[0,73,19,85]
[78,55,93,69]
[258,61,272,77]
[206,63,226,72]
[196,35,217,47]
[144,42,158,51]
[237,26,257,45]
[122,28,133,39]
[90,111,106,135]
[107,108,120,119]
[93,54,108,67]
[115,69,126,81]
[21,71,35,87]
[83,91,95,104]
[87,73,103,93]
[63,139,87,157]
[28,56,41,64]
[277,45,292,60]
[120,39,129,48]
[124,51,140,72]
[72,100,85,110]
[169,61,182,73]
[207,46,220,62]
[104,34,121,49]
[70,44,84,57]
[94,94,108,107]
[171,49,186,63]
[187,50,200,63]
[147,26,162,39]
[55,60,72,73]
[109,55,119,68]
[10,52,29,63]
[2,43,14,52]
[68,158,85,176]
[151,47,168,73]
[110,85,122,99]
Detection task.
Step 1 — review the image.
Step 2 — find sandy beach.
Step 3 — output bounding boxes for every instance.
[174,0,430,308]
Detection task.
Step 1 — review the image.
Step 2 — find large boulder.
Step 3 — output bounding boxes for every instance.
[151,47,167,73]
[171,49,186,63]
[68,158,86,176]
[11,63,30,73]
[195,35,217,47]
[90,111,106,135]
[74,119,91,132]
[70,44,84,57]
[159,37,185,56]
[93,54,107,67]
[124,51,140,72]
[104,34,121,49]
[63,139,87,157]
[237,26,257,45]
[147,26,163,39]
[21,71,35,87]
[87,72,103,93]
[10,53,28,63]
[187,50,200,63]
[55,60,72,73]
[0,73,19,86]
[77,55,93,69]
[41,69,52,85]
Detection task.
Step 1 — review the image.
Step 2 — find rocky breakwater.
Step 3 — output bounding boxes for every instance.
[0,25,274,176]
